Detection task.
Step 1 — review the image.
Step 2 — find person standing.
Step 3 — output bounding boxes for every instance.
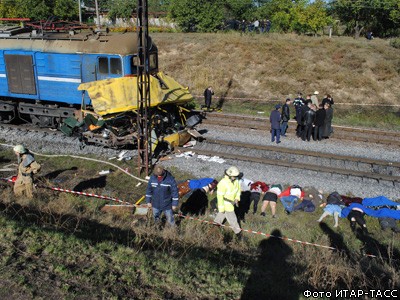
[313,103,326,141]
[146,165,179,226]
[13,144,41,199]
[322,102,333,138]
[302,104,316,142]
[214,166,243,239]
[204,86,214,110]
[280,98,291,137]
[311,91,319,106]
[322,94,334,107]
[270,104,281,144]
[293,92,305,137]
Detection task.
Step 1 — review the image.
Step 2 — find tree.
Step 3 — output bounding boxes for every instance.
[302,0,330,35]
[107,0,135,21]
[257,0,295,32]
[168,0,225,32]
[331,0,400,38]
[224,0,254,21]
[149,0,170,12]
[54,0,79,20]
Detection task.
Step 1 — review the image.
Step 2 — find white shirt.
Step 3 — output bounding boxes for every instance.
[240,178,253,192]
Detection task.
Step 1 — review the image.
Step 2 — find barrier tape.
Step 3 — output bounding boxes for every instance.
[0,176,380,258]
[193,95,400,107]
[177,213,377,258]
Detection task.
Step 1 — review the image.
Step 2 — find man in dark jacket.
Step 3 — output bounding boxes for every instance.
[270,104,281,144]
[302,103,316,141]
[280,98,291,136]
[146,165,179,226]
[203,86,214,110]
[313,103,326,141]
[293,93,305,137]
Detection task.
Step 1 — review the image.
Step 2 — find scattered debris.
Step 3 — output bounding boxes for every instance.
[197,155,225,164]
[176,151,194,158]
[183,140,197,148]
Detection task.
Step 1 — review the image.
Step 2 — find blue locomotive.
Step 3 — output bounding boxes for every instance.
[0,24,158,127]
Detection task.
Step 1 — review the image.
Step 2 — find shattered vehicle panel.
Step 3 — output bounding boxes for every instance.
[78,72,193,116]
[70,73,203,152]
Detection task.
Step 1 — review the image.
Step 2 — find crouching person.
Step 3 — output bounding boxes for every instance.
[146,165,179,226]
[214,166,243,239]
[13,144,41,199]
[180,179,218,216]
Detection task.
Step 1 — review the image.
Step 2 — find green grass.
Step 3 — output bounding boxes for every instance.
[1,137,400,298]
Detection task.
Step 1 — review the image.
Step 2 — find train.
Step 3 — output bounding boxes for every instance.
[0,21,202,150]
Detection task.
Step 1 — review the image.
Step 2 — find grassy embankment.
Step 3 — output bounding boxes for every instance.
[0,147,399,299]
[154,32,400,130]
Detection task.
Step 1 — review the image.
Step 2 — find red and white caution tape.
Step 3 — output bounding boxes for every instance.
[0,177,379,258]
[178,213,378,258]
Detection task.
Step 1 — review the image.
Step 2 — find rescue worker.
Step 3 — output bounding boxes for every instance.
[146,165,179,226]
[13,144,41,199]
[214,166,243,240]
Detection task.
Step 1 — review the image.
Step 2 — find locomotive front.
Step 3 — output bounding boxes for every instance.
[0,25,202,152]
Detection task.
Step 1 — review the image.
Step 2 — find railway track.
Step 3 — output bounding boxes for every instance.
[201,112,400,147]
[2,122,399,186]
[178,138,400,186]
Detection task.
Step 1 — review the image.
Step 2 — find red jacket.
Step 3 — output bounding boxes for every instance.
[250,181,269,193]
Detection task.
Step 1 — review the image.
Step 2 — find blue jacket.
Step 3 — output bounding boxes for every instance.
[270,109,281,129]
[146,171,179,210]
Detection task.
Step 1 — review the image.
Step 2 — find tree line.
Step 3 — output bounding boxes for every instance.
[0,0,399,37]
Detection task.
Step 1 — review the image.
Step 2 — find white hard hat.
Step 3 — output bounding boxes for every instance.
[226,166,240,177]
[13,144,26,154]
[314,91,319,95]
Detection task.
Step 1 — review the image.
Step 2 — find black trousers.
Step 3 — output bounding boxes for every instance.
[347,210,366,231]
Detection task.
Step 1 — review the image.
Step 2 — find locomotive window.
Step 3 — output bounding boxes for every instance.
[98,57,109,74]
[110,58,122,74]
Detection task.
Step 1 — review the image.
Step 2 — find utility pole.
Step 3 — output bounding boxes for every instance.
[136,0,151,176]
[95,0,100,30]
[78,0,82,24]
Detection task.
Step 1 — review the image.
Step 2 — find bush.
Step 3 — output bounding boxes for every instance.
[390,38,400,49]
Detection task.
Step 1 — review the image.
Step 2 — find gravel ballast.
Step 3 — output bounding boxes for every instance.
[0,124,399,200]
[160,124,400,200]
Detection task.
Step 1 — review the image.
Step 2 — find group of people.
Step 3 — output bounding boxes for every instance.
[9,144,399,240]
[270,91,334,143]
[145,165,400,239]
[240,19,272,34]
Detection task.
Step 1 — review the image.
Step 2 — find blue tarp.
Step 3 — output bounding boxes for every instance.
[341,203,400,220]
[362,196,400,207]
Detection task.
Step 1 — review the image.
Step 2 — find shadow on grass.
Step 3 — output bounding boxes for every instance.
[319,222,354,261]
[241,229,306,299]
[40,167,78,181]
[215,78,233,110]
[356,229,400,263]
[73,175,107,192]
[0,156,11,164]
